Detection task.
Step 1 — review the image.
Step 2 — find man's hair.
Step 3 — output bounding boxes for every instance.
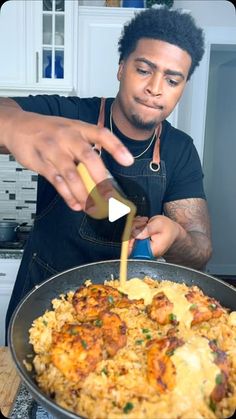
[118,7,205,80]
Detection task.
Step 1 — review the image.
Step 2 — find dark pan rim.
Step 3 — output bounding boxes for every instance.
[9,259,236,418]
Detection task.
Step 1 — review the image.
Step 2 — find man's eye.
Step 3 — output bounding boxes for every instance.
[167,79,179,87]
[137,68,150,75]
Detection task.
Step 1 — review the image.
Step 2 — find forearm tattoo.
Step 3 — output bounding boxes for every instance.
[164,198,212,270]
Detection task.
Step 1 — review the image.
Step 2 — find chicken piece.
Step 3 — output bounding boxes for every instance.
[146,336,184,393]
[51,323,103,383]
[99,311,127,357]
[72,284,143,322]
[146,292,175,325]
[185,289,224,325]
[209,339,229,403]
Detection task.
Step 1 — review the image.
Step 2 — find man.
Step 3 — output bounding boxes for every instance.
[0,7,212,333]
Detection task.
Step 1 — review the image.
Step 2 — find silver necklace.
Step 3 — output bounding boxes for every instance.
[110,104,156,159]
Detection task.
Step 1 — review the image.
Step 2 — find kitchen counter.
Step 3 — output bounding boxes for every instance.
[0,346,21,417]
[0,347,54,419]
[0,249,23,259]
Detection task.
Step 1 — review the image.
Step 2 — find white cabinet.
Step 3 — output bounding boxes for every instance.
[28,0,77,90]
[77,6,135,98]
[0,0,78,94]
[0,1,26,86]
[0,256,21,346]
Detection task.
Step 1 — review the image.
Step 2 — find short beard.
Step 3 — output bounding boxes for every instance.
[130,113,158,131]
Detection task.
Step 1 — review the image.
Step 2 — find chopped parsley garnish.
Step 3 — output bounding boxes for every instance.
[81,339,87,349]
[209,398,216,412]
[142,328,150,334]
[189,304,197,311]
[146,334,152,340]
[108,295,114,304]
[101,367,108,375]
[123,402,134,414]
[94,319,103,327]
[166,349,175,356]
[209,303,217,311]
[135,339,144,345]
[42,320,48,326]
[169,313,177,323]
[215,373,223,385]
[70,328,78,335]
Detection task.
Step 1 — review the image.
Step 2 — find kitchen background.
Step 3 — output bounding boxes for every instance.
[0,0,235,344]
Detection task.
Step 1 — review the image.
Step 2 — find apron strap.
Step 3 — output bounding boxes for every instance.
[150,123,162,172]
[97,97,106,128]
[92,97,106,155]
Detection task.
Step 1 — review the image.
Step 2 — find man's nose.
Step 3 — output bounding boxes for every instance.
[146,73,163,96]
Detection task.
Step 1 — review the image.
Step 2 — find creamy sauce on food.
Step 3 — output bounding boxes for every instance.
[229,311,236,326]
[118,278,154,304]
[171,335,221,412]
[158,283,193,328]
[119,278,194,328]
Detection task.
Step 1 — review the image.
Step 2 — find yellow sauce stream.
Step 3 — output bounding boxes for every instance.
[77,163,136,285]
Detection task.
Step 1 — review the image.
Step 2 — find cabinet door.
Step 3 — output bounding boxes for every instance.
[28,0,76,90]
[0,0,26,87]
[0,258,21,346]
[0,0,77,93]
[77,7,136,98]
[0,258,21,284]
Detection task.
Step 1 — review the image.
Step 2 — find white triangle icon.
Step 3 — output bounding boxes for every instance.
[108,197,130,222]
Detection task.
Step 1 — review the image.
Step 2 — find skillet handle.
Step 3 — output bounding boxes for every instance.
[130,238,155,260]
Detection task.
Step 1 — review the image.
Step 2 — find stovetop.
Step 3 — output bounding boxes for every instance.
[0,240,25,250]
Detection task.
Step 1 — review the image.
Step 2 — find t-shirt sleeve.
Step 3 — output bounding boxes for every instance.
[12,94,101,124]
[164,132,206,203]
[12,94,82,119]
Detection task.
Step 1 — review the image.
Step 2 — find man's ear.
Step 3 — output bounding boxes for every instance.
[117,61,124,81]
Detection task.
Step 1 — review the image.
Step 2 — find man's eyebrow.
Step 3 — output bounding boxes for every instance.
[134,57,185,80]
[164,69,185,80]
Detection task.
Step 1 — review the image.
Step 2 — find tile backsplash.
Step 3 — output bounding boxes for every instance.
[0,154,37,224]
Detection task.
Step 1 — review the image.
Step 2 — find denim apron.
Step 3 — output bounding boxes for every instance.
[5,98,167,336]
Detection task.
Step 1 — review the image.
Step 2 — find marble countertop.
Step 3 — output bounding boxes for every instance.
[0,249,23,259]
[10,383,55,419]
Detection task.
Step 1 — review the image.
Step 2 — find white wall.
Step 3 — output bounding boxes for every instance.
[204,50,236,274]
[173,0,235,27]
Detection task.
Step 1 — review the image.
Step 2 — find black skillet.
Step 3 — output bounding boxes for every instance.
[8,255,236,419]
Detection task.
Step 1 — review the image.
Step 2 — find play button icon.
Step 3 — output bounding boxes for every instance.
[108,197,131,222]
[83,177,150,242]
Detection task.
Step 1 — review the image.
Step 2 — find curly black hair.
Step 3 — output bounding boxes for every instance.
[118,7,205,80]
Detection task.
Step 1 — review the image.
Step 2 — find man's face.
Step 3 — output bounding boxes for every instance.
[116,38,192,132]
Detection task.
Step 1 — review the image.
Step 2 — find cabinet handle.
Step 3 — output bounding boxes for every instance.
[36,51,39,83]
[0,273,6,276]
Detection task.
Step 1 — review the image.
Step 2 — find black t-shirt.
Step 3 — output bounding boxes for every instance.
[13,94,206,215]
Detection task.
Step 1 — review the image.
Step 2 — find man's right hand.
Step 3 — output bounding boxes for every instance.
[0,99,134,211]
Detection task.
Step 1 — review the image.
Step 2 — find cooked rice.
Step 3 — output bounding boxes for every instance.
[28,278,236,419]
